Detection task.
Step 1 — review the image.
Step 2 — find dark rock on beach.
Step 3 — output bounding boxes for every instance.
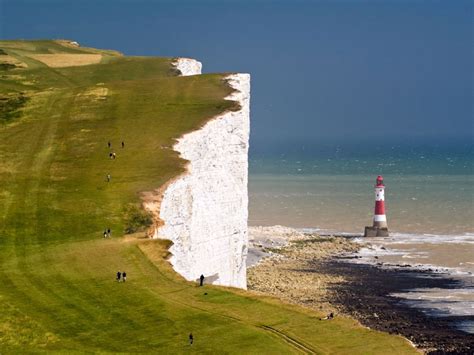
[319,260,474,355]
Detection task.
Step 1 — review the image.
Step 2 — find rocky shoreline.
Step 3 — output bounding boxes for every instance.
[247,227,474,354]
[247,227,359,315]
[320,259,474,354]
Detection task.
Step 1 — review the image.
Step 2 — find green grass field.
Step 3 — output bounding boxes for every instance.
[0,40,417,353]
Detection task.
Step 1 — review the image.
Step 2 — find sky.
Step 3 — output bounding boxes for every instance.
[1,0,472,154]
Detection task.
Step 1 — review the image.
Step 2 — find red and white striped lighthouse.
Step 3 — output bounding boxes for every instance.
[364,175,389,237]
[373,175,388,229]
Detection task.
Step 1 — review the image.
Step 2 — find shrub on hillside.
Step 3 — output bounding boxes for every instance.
[0,93,29,123]
[0,63,17,70]
[124,204,153,234]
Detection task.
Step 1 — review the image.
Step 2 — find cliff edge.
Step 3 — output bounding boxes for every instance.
[153,59,250,289]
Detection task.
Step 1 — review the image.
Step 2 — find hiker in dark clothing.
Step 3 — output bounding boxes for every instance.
[107,228,111,237]
[116,271,121,282]
[109,152,113,159]
[122,271,127,282]
[321,312,334,320]
[121,141,125,148]
[189,333,193,345]
[108,141,111,148]
[199,274,204,286]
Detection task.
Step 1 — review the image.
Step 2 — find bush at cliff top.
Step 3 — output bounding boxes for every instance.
[124,204,153,234]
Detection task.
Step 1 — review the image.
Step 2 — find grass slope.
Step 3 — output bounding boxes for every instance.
[0,40,416,353]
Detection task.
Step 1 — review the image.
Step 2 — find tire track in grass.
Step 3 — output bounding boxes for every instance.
[161,291,319,354]
[1,86,188,351]
[136,242,323,353]
[259,325,319,354]
[0,89,137,351]
[134,245,318,354]
[0,90,87,350]
[27,105,147,350]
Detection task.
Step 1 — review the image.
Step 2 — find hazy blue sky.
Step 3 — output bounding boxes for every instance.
[1,0,472,153]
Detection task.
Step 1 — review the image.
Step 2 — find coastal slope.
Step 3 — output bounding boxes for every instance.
[0,40,416,353]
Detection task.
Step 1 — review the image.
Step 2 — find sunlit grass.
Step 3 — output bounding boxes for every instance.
[0,40,416,353]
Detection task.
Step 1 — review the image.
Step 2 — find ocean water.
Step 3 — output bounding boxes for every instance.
[249,142,474,332]
[249,143,473,234]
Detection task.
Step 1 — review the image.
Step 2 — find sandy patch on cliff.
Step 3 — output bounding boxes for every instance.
[0,55,27,68]
[30,54,102,67]
[247,226,361,314]
[141,166,186,237]
[76,87,109,100]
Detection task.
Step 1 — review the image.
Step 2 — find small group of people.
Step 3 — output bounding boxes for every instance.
[108,140,125,159]
[105,141,125,179]
[107,141,125,149]
[116,271,127,282]
[104,141,128,285]
[103,228,111,238]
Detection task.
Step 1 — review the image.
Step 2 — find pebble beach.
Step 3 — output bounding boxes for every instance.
[247,226,474,354]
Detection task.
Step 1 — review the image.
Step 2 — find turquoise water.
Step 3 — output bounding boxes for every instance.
[249,143,473,234]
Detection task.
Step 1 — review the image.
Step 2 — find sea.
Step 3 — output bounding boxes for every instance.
[249,141,474,333]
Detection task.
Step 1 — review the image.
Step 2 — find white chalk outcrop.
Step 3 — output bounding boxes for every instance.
[152,64,250,289]
[174,58,202,76]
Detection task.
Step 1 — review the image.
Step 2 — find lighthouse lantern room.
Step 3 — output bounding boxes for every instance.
[364,175,389,237]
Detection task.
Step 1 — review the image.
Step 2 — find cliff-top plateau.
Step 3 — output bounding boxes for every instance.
[0,40,416,353]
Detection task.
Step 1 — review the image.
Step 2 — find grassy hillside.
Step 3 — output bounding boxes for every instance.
[0,40,416,353]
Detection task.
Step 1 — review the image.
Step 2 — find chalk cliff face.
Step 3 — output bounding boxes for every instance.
[153,60,250,289]
[174,58,203,76]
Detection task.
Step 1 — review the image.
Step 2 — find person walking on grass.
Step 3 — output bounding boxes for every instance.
[199,274,204,286]
[122,271,127,282]
[107,228,111,237]
[108,141,111,148]
[321,312,334,320]
[121,141,125,148]
[116,271,121,282]
[189,333,193,345]
[106,174,111,182]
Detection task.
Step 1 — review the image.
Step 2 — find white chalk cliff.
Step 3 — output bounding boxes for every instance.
[174,58,203,76]
[152,59,250,289]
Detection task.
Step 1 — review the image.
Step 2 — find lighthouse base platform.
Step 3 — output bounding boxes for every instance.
[364,226,389,237]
